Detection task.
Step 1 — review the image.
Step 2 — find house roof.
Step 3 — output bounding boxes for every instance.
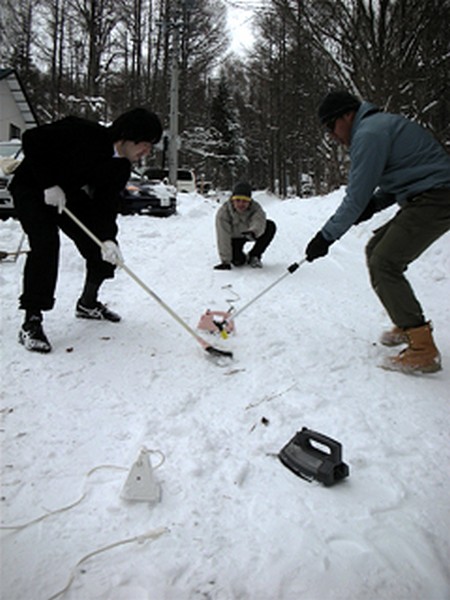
[0,67,39,128]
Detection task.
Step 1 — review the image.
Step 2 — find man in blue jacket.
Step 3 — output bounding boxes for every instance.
[10,107,162,353]
[305,90,450,374]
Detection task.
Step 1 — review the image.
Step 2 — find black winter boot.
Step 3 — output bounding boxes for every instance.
[19,315,52,353]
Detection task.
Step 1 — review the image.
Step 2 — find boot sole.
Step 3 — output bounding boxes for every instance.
[75,310,121,322]
[380,360,442,374]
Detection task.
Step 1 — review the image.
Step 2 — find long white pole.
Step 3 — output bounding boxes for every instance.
[62,206,232,358]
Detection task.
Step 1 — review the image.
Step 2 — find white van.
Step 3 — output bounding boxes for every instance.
[143,167,196,193]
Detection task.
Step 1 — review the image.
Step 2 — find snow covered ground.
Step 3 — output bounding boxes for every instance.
[1,188,449,600]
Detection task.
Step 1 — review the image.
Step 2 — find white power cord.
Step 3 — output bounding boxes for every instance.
[0,464,125,531]
[0,448,165,531]
[47,526,168,600]
[0,448,168,599]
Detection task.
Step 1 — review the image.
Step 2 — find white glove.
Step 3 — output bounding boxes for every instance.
[44,185,66,213]
[101,240,123,266]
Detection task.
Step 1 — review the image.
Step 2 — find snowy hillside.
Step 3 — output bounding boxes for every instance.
[1,189,449,600]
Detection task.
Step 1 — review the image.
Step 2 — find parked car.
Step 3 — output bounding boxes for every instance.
[0,145,177,219]
[0,140,22,220]
[142,167,196,193]
[119,171,177,217]
[198,180,214,195]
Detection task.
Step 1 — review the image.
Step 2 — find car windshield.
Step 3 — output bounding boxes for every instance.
[0,141,22,159]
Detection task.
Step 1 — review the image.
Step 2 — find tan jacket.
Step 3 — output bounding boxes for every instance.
[215,199,267,263]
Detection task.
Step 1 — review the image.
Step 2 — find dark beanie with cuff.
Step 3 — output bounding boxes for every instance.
[318,91,361,124]
[231,182,252,201]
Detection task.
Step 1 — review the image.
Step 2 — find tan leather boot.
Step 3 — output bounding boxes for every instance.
[380,326,408,347]
[382,322,442,373]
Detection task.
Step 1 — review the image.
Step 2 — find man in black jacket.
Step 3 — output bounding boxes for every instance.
[10,107,162,353]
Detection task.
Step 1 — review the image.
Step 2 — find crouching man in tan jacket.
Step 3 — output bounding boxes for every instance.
[214,182,276,270]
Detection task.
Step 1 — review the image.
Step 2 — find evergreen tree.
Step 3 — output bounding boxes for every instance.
[209,72,248,189]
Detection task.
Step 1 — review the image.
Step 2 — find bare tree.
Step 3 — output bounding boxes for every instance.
[1,0,38,78]
[302,0,450,140]
[244,0,450,193]
[66,0,120,98]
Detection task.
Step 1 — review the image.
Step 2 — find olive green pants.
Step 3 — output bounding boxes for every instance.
[365,188,450,329]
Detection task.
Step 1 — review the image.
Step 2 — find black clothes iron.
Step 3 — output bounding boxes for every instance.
[279,427,349,486]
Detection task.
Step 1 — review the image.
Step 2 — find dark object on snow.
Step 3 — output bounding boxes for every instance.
[0,233,26,262]
[278,427,349,486]
[0,250,27,261]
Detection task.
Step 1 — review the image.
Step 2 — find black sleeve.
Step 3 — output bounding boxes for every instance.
[21,118,114,193]
[89,157,131,213]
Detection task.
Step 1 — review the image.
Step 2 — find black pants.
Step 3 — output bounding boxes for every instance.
[13,186,117,311]
[232,219,277,266]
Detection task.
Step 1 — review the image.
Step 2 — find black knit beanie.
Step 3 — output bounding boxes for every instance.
[109,107,163,144]
[231,182,252,201]
[318,91,361,124]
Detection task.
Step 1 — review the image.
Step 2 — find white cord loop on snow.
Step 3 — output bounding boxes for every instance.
[0,449,166,531]
[47,527,168,600]
[1,450,168,599]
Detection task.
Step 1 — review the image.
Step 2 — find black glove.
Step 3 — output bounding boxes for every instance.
[354,197,377,224]
[214,262,231,270]
[241,230,256,241]
[305,231,332,262]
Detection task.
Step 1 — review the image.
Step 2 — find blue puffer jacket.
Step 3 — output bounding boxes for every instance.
[321,101,450,242]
